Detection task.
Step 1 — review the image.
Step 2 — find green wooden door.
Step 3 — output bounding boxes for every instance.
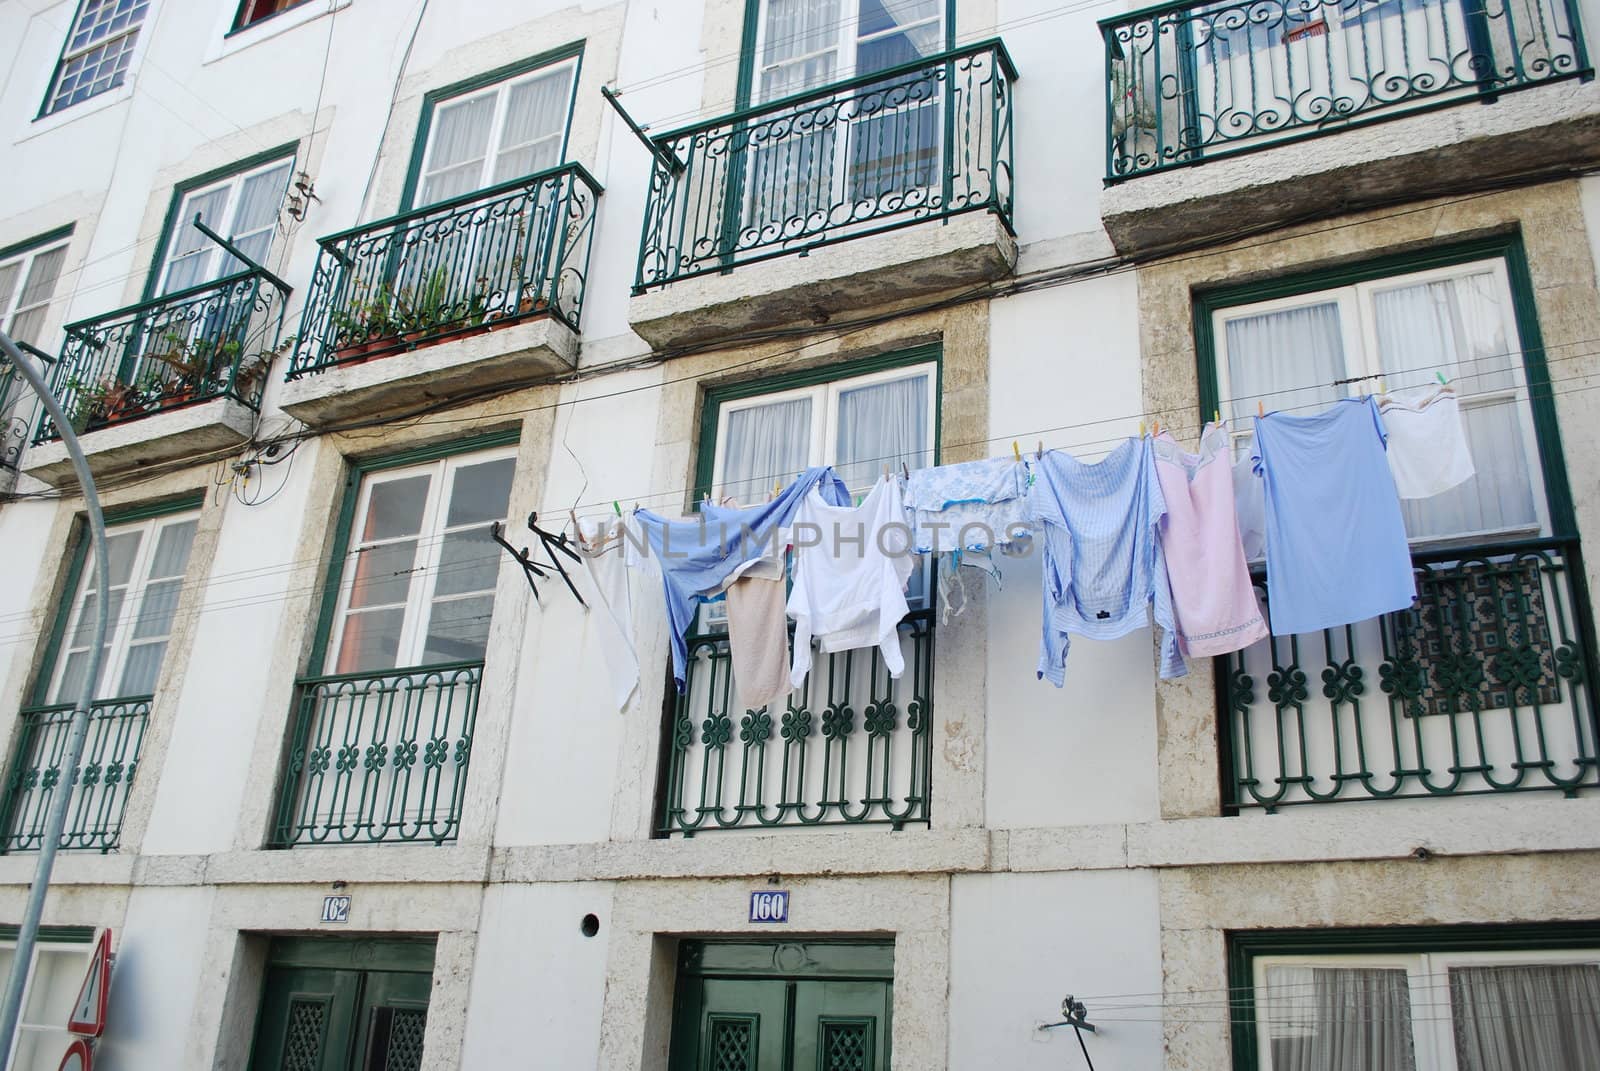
[248,938,434,1071]
[670,941,893,1071]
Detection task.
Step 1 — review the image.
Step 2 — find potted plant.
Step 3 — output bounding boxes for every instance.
[399,267,453,344]
[102,379,148,422]
[65,375,111,434]
[331,290,401,363]
[232,335,291,399]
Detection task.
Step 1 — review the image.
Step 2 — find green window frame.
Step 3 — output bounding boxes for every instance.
[37,0,151,119]
[142,144,300,303]
[305,428,521,675]
[0,226,74,350]
[230,0,314,34]
[1228,922,1600,1071]
[1192,233,1575,540]
[30,492,206,708]
[397,42,585,215]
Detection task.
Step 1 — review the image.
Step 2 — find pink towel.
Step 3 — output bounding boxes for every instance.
[1153,427,1268,658]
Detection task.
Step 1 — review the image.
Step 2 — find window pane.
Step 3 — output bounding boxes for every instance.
[347,541,420,609]
[148,519,197,579]
[719,397,813,503]
[433,527,499,598]
[421,94,496,203]
[491,71,572,183]
[445,458,515,527]
[117,639,165,695]
[835,374,928,490]
[1223,301,1348,426]
[335,607,405,674]
[0,262,20,320]
[221,163,292,272]
[18,247,66,310]
[759,0,842,99]
[856,0,942,73]
[163,187,229,293]
[361,475,431,541]
[1374,272,1539,541]
[421,594,495,664]
[1450,963,1600,1071]
[1262,965,1415,1070]
[22,948,88,1028]
[131,577,181,640]
[100,529,143,587]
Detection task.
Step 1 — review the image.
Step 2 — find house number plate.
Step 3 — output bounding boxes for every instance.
[320,895,352,924]
[749,891,789,923]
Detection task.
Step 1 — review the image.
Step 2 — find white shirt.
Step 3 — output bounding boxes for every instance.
[1380,386,1476,499]
[786,478,915,689]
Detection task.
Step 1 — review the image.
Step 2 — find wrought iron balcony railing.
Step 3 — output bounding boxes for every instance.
[0,697,151,853]
[1102,0,1593,180]
[271,662,483,847]
[658,612,934,835]
[634,40,1017,291]
[288,163,602,377]
[1222,538,1600,810]
[34,269,289,444]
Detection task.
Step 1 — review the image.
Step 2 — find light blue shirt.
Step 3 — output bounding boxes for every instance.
[634,467,850,691]
[1030,437,1186,686]
[1252,396,1416,635]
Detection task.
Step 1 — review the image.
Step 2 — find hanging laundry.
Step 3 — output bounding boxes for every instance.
[709,502,792,713]
[634,467,851,691]
[787,476,915,690]
[1253,397,1416,636]
[904,457,1033,553]
[577,515,640,712]
[1379,385,1476,499]
[1030,436,1186,686]
[1153,426,1268,658]
[1232,452,1267,563]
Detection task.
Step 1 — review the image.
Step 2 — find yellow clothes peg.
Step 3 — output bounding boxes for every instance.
[1138,420,1146,438]
[1012,441,1022,463]
[1257,401,1265,418]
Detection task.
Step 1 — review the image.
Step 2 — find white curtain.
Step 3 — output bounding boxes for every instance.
[162,186,229,294]
[492,70,572,183]
[226,162,291,270]
[1450,964,1600,1071]
[720,397,814,504]
[8,247,66,346]
[1222,300,1347,468]
[835,374,929,491]
[759,0,842,100]
[420,94,496,205]
[1262,966,1416,1071]
[1374,274,1539,540]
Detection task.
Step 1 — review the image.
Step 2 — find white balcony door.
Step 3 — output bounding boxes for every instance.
[158,157,294,295]
[744,0,944,235]
[49,511,199,704]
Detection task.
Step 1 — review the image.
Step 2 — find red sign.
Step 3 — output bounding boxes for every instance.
[57,1037,92,1071]
[67,929,111,1037]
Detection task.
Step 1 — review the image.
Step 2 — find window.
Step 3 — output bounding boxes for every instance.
[747,0,947,210]
[0,933,94,1070]
[0,236,70,348]
[155,155,295,295]
[41,0,150,116]
[232,0,311,31]
[1210,257,1548,546]
[414,56,580,207]
[47,510,199,703]
[326,449,516,674]
[1249,949,1600,1069]
[708,361,937,503]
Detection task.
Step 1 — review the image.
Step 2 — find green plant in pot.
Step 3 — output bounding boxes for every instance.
[1110,63,1160,158]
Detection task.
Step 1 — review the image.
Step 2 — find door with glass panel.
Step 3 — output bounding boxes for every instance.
[742,0,945,244]
[157,157,295,295]
[1254,950,1600,1069]
[294,451,515,840]
[402,56,579,325]
[1214,258,1547,547]
[0,236,69,464]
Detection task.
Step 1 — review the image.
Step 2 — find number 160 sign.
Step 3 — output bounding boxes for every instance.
[749,890,789,923]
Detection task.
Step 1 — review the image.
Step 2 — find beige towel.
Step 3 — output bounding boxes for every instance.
[725,553,791,711]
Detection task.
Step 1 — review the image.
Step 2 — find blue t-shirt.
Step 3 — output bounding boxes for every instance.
[1253,397,1416,635]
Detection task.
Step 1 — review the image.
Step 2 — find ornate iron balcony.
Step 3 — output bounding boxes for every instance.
[1222,538,1600,809]
[271,662,483,847]
[0,697,151,853]
[0,364,25,472]
[658,612,934,835]
[1102,0,1592,180]
[288,163,601,377]
[634,40,1017,291]
[33,269,289,445]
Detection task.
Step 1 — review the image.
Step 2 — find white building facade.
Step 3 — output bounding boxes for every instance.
[0,0,1598,1067]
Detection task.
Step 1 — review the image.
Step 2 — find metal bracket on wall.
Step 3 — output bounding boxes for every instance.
[490,512,588,608]
[1037,995,1097,1069]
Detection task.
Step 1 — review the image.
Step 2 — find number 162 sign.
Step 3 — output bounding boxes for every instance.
[749,890,789,923]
